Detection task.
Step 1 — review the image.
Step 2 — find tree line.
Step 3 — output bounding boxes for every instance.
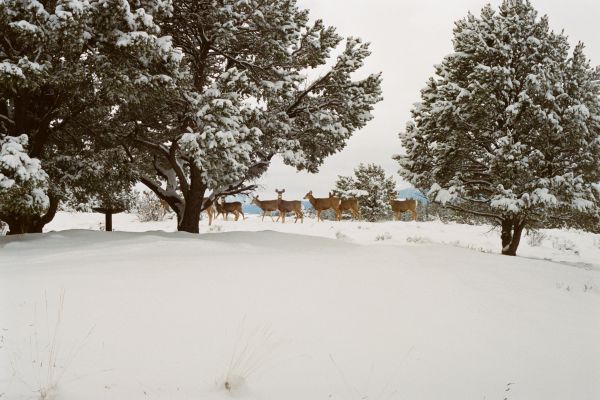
[0,0,382,234]
[2,0,600,257]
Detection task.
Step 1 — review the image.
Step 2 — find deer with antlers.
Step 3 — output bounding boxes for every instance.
[251,195,279,222]
[338,198,361,220]
[215,198,245,221]
[275,189,303,223]
[304,190,341,221]
[389,193,418,221]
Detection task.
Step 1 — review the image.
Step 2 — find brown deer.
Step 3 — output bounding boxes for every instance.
[304,190,341,221]
[338,198,361,220]
[389,194,418,221]
[215,198,245,221]
[275,189,303,223]
[201,198,216,226]
[251,195,279,222]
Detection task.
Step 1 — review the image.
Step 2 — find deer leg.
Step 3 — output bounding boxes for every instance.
[261,211,266,221]
[317,210,321,222]
[412,210,417,221]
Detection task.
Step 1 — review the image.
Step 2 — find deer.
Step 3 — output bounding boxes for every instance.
[251,195,279,222]
[159,197,216,225]
[304,190,341,221]
[275,189,303,223]
[201,198,216,226]
[215,198,245,221]
[389,193,418,221]
[338,198,361,220]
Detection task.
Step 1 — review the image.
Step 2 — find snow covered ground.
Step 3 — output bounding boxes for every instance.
[1,212,599,400]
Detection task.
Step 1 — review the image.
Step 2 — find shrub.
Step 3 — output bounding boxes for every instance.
[135,192,169,222]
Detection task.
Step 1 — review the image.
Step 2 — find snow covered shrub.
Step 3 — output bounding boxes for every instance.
[0,135,49,228]
[406,235,430,244]
[526,230,547,247]
[375,232,392,241]
[335,230,350,241]
[135,191,168,222]
[397,0,600,256]
[551,237,579,255]
[333,164,395,221]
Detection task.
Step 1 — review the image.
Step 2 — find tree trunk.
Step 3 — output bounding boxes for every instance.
[3,195,59,235]
[176,164,206,233]
[500,216,526,256]
[177,195,203,233]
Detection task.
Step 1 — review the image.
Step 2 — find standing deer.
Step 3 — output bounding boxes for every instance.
[251,195,279,222]
[304,190,341,221]
[338,198,361,220]
[160,197,216,225]
[275,189,303,223]
[201,198,216,226]
[389,194,418,221]
[215,198,245,221]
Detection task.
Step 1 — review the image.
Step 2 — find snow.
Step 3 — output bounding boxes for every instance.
[1,213,599,400]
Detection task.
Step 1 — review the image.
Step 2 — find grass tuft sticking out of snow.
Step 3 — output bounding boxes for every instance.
[7,290,94,400]
[221,320,278,393]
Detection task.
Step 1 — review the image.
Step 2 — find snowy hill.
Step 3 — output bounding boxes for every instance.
[1,213,599,400]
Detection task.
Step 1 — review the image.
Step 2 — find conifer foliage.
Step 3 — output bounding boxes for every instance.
[0,0,182,234]
[397,0,600,255]
[333,163,395,222]
[131,0,383,233]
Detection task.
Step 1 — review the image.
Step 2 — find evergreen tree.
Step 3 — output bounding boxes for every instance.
[0,0,182,234]
[333,163,395,222]
[397,0,600,255]
[129,0,383,233]
[0,135,49,232]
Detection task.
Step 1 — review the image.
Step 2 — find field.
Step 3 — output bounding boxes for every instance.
[1,212,599,400]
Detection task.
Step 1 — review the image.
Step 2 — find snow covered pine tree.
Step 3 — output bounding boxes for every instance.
[129,0,383,233]
[0,135,49,233]
[333,163,395,222]
[397,0,600,255]
[0,0,181,234]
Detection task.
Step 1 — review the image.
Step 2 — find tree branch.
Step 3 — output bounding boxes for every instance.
[445,204,503,222]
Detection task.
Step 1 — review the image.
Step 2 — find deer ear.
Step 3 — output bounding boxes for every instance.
[282,189,285,193]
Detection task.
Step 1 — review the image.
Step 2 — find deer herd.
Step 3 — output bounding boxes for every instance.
[194,190,418,225]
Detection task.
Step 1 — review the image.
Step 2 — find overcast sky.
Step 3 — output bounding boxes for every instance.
[254,0,600,200]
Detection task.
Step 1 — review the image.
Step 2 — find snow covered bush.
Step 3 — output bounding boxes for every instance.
[136,191,168,222]
[526,229,547,247]
[333,163,395,221]
[397,0,600,255]
[0,135,49,233]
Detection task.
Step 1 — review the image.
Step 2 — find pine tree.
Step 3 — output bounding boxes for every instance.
[129,0,383,233]
[0,135,49,232]
[333,163,395,222]
[397,0,600,255]
[0,0,182,233]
